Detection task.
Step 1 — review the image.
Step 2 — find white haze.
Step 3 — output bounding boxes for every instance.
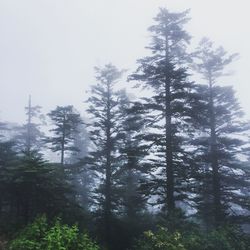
[0,0,250,123]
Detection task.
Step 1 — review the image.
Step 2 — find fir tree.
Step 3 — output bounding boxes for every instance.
[14,96,45,155]
[46,105,82,165]
[192,38,249,226]
[118,99,148,218]
[85,64,126,248]
[129,8,194,214]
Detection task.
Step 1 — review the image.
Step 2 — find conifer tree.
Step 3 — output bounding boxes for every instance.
[0,140,17,223]
[85,64,127,248]
[116,96,149,218]
[129,8,194,213]
[46,105,82,165]
[68,123,92,210]
[15,96,45,154]
[192,38,249,226]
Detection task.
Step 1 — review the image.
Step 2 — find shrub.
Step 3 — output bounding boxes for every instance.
[134,225,250,250]
[200,227,248,250]
[9,215,99,250]
[134,227,186,250]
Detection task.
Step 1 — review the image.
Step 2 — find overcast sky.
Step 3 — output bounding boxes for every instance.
[0,0,250,123]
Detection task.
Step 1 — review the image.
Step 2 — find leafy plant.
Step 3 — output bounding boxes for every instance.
[134,225,250,250]
[9,215,99,250]
[134,227,186,250]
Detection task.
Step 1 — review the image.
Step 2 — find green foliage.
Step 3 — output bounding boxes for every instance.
[135,227,186,250]
[9,215,99,250]
[200,227,249,250]
[9,216,48,250]
[134,226,250,250]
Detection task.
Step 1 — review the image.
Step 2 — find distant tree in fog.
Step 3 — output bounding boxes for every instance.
[191,38,249,227]
[14,96,45,154]
[46,105,82,165]
[86,64,127,248]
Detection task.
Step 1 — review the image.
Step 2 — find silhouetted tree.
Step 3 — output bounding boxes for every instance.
[15,96,45,155]
[86,64,127,248]
[192,38,249,227]
[129,8,194,214]
[117,99,149,218]
[46,105,82,165]
[68,123,92,210]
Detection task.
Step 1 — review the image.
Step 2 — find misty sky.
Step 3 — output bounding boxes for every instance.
[0,0,250,123]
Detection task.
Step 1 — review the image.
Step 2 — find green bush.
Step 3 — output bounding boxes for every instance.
[9,215,99,250]
[134,227,186,250]
[200,227,248,250]
[134,226,250,250]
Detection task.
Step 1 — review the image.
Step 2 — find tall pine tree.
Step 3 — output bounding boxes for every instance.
[85,64,127,248]
[129,8,194,214]
[192,38,249,227]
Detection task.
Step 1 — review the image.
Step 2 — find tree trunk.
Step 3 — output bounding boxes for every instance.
[165,34,175,212]
[27,95,32,155]
[126,151,135,218]
[208,75,222,225]
[61,115,66,165]
[104,82,112,247]
[165,80,174,212]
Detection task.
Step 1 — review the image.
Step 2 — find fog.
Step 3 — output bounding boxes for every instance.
[0,0,250,123]
[1,2,250,248]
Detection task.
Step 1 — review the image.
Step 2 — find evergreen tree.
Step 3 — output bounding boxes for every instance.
[15,96,45,154]
[68,123,92,210]
[112,98,153,249]
[191,38,249,226]
[118,98,148,218]
[85,64,126,248]
[0,143,76,229]
[46,105,82,165]
[0,140,18,227]
[129,8,194,214]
